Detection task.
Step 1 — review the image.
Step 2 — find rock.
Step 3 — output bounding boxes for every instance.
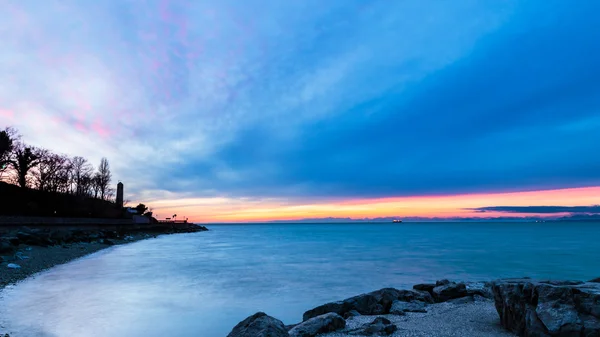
[288,313,345,337]
[0,240,16,255]
[285,323,300,331]
[588,278,600,283]
[7,263,21,269]
[16,232,52,247]
[413,283,436,294]
[102,239,115,245]
[390,300,427,314]
[227,312,289,337]
[24,246,32,251]
[436,279,451,286]
[491,278,600,336]
[465,281,494,299]
[432,281,468,302]
[303,288,433,321]
[344,310,361,319]
[349,317,397,336]
[49,230,72,244]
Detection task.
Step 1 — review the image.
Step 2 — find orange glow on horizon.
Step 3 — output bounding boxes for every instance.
[141,186,600,223]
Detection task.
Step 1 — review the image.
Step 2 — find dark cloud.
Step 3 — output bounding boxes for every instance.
[471,206,600,214]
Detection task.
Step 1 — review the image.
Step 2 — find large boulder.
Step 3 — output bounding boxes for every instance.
[302,288,433,321]
[432,281,468,302]
[413,283,436,294]
[589,278,600,283]
[349,317,397,336]
[227,312,289,337]
[465,281,494,299]
[491,279,600,336]
[288,313,345,337]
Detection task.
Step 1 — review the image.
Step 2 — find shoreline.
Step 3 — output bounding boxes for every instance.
[0,223,208,290]
[228,278,600,337]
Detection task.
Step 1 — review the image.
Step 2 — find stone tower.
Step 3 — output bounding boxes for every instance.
[116,182,124,209]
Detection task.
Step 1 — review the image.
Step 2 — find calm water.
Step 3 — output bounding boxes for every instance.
[0,222,598,337]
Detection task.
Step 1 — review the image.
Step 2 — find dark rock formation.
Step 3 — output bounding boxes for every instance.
[288,313,345,337]
[302,288,433,321]
[227,312,289,337]
[588,278,600,283]
[413,283,436,293]
[349,317,397,336]
[344,310,361,319]
[465,281,494,299]
[432,281,468,302]
[491,278,600,336]
[413,280,492,302]
[390,300,427,314]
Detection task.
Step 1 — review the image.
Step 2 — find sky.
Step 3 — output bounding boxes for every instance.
[1,0,600,222]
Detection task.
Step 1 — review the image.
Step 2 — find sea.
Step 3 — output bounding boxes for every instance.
[0,222,598,337]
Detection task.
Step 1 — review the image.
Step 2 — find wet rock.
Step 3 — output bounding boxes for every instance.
[413,283,436,294]
[436,279,451,286]
[7,263,21,269]
[349,317,397,336]
[465,281,494,299]
[588,277,600,283]
[390,300,427,314]
[344,310,362,319]
[303,288,433,320]
[492,278,600,336]
[0,240,16,255]
[227,312,289,337]
[288,313,345,337]
[16,231,52,247]
[432,281,468,302]
[102,239,115,245]
[285,323,300,331]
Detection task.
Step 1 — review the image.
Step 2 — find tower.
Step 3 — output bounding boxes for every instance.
[116,182,124,209]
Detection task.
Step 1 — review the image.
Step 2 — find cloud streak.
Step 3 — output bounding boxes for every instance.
[471,206,600,214]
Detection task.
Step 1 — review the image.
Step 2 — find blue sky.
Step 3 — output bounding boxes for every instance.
[2,1,600,219]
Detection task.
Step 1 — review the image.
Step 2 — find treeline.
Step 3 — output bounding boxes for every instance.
[0,127,114,201]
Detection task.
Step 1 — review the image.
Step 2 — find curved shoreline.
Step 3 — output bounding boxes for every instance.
[0,224,208,289]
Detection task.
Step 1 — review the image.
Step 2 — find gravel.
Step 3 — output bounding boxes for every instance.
[320,299,516,337]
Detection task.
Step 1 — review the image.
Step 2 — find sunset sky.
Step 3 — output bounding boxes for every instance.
[2,1,600,222]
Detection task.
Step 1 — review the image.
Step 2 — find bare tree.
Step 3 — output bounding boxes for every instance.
[71,156,93,196]
[0,127,18,180]
[32,152,74,193]
[11,144,41,188]
[97,157,112,200]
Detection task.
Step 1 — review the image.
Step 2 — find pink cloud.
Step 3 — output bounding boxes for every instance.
[0,108,14,120]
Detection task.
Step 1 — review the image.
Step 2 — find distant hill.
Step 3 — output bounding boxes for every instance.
[0,181,122,218]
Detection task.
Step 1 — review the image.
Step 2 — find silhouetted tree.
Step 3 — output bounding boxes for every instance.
[97,157,111,200]
[71,156,93,196]
[11,144,41,188]
[135,203,148,215]
[33,150,71,192]
[91,172,102,199]
[0,127,17,179]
